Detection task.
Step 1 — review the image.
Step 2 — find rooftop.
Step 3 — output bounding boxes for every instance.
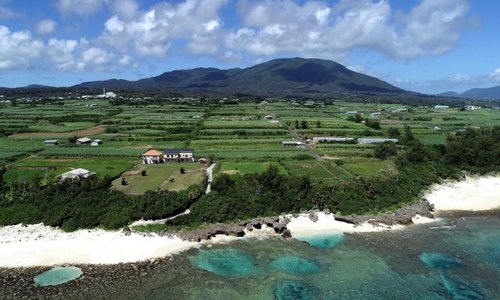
[142,150,163,156]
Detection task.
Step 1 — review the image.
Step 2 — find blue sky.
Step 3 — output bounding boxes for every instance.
[0,0,499,94]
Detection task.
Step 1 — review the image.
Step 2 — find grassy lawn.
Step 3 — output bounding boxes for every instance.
[160,169,205,191]
[112,163,204,194]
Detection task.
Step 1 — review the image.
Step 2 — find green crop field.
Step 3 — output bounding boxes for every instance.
[1,99,499,193]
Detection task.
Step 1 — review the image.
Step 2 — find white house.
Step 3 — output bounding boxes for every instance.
[163,149,195,163]
[142,150,164,164]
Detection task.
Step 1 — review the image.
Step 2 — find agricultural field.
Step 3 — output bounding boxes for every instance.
[1,99,499,191]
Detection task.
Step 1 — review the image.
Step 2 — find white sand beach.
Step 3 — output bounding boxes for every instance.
[0,224,199,268]
[285,213,404,236]
[424,176,500,211]
[1,176,498,268]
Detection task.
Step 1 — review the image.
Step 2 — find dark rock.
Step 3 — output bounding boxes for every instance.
[272,222,286,233]
[281,229,292,239]
[308,212,319,222]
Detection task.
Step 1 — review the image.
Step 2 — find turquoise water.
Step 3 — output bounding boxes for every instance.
[268,256,322,274]
[33,266,83,286]
[189,248,257,276]
[294,233,345,249]
[133,215,499,299]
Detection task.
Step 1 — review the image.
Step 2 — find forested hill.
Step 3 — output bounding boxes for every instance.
[72,57,404,97]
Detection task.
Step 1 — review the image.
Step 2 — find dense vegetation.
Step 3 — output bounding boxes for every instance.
[0,177,205,231]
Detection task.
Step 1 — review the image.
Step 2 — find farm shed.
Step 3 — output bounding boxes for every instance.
[60,168,96,181]
[76,137,92,145]
[282,141,305,148]
[43,140,58,146]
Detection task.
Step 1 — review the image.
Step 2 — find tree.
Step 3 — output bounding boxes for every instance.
[294,119,299,128]
[365,119,381,130]
[301,120,308,129]
[402,125,416,145]
[141,170,147,176]
[180,167,186,174]
[68,136,78,144]
[316,120,322,128]
[121,178,127,186]
[387,127,401,138]
[374,142,398,160]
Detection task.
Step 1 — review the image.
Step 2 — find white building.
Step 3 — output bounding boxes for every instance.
[60,168,96,181]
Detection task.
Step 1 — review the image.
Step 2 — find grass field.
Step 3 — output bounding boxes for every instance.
[111,163,204,194]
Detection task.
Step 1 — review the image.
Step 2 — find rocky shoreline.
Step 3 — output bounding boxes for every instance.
[0,253,195,300]
[160,199,436,242]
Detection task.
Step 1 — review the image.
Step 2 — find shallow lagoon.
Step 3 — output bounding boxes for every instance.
[34,266,83,287]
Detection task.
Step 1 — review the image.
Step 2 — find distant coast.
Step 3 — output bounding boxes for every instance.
[0,176,499,268]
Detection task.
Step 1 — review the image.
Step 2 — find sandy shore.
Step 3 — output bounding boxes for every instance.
[285,213,405,236]
[0,224,199,268]
[1,176,498,268]
[424,176,500,211]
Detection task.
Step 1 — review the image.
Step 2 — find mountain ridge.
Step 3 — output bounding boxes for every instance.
[439,86,500,100]
[72,57,404,97]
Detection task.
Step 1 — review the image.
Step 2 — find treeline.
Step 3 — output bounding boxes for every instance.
[445,127,500,173]
[0,177,205,231]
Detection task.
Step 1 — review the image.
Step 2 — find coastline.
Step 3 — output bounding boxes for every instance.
[0,175,499,268]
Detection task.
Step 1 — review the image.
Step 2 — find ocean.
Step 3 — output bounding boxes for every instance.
[2,214,498,299]
[133,214,500,299]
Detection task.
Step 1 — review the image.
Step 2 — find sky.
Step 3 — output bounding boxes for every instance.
[0,0,499,94]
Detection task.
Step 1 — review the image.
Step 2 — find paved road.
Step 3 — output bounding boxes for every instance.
[205,163,216,194]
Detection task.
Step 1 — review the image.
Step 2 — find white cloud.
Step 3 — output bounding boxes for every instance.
[57,0,104,17]
[108,0,139,20]
[490,68,500,82]
[36,19,57,35]
[224,0,470,60]
[118,55,131,66]
[100,0,228,57]
[81,47,114,65]
[0,26,44,70]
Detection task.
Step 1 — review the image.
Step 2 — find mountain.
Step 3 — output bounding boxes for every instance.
[460,86,500,100]
[438,86,500,100]
[73,58,404,97]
